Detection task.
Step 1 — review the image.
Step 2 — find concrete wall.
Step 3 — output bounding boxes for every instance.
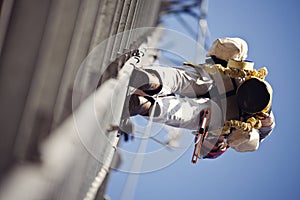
[0,0,162,199]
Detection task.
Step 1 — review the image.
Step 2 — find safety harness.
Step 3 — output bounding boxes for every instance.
[183,59,272,135]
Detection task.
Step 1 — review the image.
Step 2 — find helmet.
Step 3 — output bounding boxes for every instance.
[237,78,272,114]
[206,37,248,61]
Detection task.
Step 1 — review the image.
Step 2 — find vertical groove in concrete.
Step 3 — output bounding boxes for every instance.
[0,0,163,199]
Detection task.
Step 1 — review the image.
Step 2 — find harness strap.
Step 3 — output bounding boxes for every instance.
[183,61,269,135]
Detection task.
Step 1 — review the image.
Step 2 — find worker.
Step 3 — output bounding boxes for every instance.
[125,37,275,159]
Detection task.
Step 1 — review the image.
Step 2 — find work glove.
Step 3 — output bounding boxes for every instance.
[227,128,259,152]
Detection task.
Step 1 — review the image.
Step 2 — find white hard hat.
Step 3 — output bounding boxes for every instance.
[206,37,248,61]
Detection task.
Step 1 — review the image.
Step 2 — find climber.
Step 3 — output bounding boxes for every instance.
[125,37,275,159]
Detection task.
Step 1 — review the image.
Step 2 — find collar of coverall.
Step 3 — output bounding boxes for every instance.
[227,59,254,70]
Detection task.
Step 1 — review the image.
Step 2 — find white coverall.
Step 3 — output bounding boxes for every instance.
[128,37,274,153]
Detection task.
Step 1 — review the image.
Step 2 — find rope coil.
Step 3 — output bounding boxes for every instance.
[222,117,262,134]
[200,63,268,80]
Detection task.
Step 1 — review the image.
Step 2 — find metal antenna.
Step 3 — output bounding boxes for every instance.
[159,0,210,64]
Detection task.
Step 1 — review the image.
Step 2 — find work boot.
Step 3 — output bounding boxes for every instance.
[129,94,154,116]
[129,68,162,95]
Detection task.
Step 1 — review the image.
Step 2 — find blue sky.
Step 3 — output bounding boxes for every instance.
[106,1,300,199]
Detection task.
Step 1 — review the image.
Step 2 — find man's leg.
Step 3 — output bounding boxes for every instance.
[128,94,153,116]
[130,66,212,98]
[129,68,162,95]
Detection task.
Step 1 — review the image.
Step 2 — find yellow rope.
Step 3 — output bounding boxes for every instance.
[222,117,262,134]
[245,67,268,80]
[183,61,268,80]
[201,64,268,80]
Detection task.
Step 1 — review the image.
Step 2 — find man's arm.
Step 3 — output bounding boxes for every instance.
[202,136,229,159]
[225,110,275,152]
[259,111,275,141]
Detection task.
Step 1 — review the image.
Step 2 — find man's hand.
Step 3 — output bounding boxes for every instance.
[227,129,260,152]
[227,129,250,147]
